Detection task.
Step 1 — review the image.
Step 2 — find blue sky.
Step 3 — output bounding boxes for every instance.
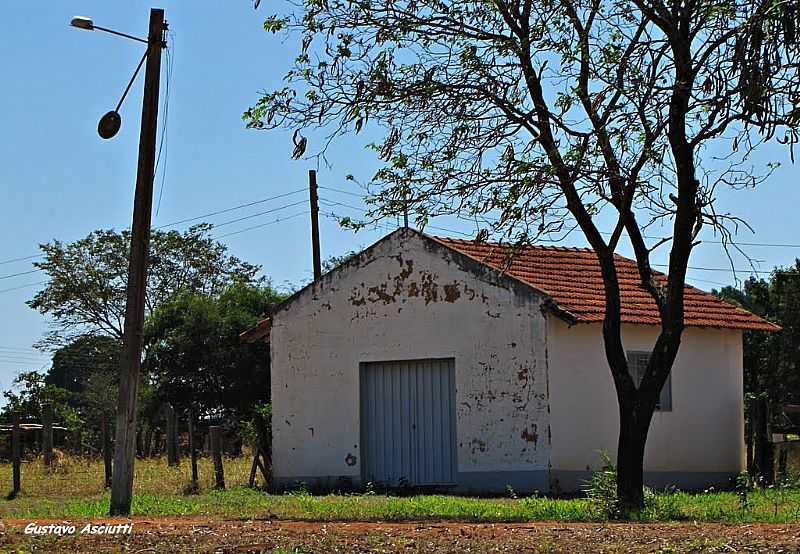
[0,2,798,394]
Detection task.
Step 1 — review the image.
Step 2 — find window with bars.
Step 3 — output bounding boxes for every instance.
[627,351,672,411]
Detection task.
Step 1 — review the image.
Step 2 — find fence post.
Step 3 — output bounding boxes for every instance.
[42,403,53,467]
[72,428,82,456]
[11,412,21,498]
[209,426,225,489]
[753,395,775,485]
[102,412,113,488]
[166,404,179,467]
[187,410,199,491]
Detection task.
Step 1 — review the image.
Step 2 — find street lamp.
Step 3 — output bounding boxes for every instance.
[70,16,94,30]
[71,14,152,139]
[71,8,167,517]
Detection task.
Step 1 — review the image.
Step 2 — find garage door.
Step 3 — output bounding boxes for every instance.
[360,358,457,486]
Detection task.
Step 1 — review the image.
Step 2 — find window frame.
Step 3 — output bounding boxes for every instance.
[626,350,672,412]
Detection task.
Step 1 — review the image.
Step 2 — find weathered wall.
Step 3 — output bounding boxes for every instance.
[547,319,745,492]
[270,229,551,492]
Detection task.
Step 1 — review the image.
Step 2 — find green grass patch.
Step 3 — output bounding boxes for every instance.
[3,457,800,523]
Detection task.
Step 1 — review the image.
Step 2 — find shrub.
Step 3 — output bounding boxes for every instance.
[583,451,620,519]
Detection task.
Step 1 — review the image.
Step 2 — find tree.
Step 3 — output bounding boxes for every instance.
[248,0,799,510]
[144,282,285,420]
[716,262,800,403]
[46,335,121,398]
[1,371,78,428]
[28,224,260,344]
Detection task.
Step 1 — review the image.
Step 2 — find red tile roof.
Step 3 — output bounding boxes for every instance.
[433,236,779,332]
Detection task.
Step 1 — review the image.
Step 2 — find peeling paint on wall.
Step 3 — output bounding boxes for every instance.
[270,229,551,485]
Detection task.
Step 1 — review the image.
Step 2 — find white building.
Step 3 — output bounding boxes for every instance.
[245,228,777,493]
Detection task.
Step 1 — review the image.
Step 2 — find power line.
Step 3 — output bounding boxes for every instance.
[0,269,41,281]
[0,281,48,294]
[154,31,174,217]
[210,200,307,229]
[155,188,306,229]
[319,185,800,249]
[213,210,309,239]
[0,189,309,272]
[0,254,42,266]
[0,346,46,354]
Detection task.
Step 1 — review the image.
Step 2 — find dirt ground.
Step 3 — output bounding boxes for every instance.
[2,517,800,553]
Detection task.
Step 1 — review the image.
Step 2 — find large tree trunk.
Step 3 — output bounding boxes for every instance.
[616,403,651,512]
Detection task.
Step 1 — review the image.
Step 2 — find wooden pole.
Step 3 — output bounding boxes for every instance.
[209,426,225,489]
[11,412,21,498]
[403,190,409,228]
[187,410,198,491]
[754,395,775,485]
[72,428,82,456]
[110,8,166,516]
[42,403,54,467]
[309,169,322,281]
[102,412,113,488]
[166,404,178,466]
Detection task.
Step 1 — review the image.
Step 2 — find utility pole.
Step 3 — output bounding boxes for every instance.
[403,191,409,228]
[110,7,166,516]
[309,169,322,281]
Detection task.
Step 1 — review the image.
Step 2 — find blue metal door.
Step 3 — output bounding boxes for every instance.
[360,358,456,486]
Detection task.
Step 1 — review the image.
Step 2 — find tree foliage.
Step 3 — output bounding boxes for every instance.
[250,0,800,510]
[716,263,800,404]
[28,224,261,344]
[144,283,285,420]
[1,371,78,428]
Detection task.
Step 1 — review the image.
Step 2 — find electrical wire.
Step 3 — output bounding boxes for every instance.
[213,210,309,240]
[0,254,42,266]
[155,31,174,216]
[319,185,800,249]
[155,188,306,229]
[210,200,308,229]
[0,269,41,281]
[0,281,48,294]
[318,196,800,278]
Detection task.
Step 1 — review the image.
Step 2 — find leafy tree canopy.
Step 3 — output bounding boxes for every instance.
[28,224,261,345]
[1,371,78,428]
[144,282,285,420]
[716,261,800,404]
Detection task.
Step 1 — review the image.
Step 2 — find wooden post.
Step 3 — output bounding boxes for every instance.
[144,424,153,458]
[72,428,82,456]
[187,410,198,491]
[166,404,179,466]
[42,403,54,467]
[248,412,271,489]
[402,190,409,228]
[753,395,775,485]
[11,412,21,498]
[110,7,167,517]
[309,169,322,281]
[209,426,225,489]
[102,412,113,488]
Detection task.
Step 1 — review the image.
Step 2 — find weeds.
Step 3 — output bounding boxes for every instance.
[2,456,800,523]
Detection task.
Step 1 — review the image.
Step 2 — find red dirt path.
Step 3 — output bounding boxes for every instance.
[2,517,800,552]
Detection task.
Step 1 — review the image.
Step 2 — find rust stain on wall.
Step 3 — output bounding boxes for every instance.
[521,424,538,444]
[443,283,461,302]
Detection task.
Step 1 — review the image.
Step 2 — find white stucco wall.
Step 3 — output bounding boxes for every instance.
[270,229,551,490]
[547,318,745,491]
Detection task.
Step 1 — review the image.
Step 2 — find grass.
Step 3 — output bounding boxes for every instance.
[2,455,800,523]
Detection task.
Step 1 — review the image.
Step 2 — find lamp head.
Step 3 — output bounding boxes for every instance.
[70,16,94,30]
[98,111,121,139]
